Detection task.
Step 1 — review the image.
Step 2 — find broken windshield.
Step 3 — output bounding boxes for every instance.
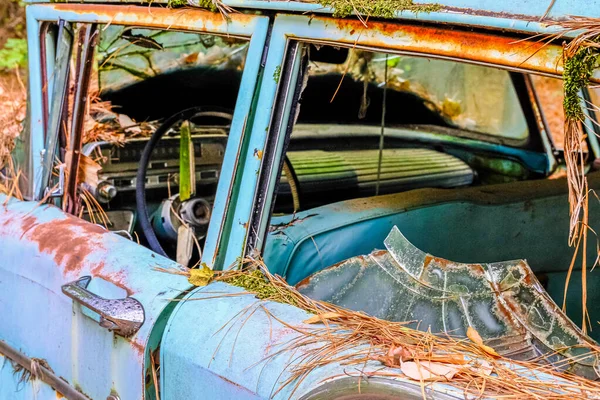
[97,26,247,93]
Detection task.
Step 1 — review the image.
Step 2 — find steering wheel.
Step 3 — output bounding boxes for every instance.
[136,107,233,257]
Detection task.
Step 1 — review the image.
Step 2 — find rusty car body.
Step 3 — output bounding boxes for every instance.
[2,0,600,398]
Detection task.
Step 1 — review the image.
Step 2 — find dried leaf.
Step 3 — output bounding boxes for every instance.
[188,265,214,287]
[388,345,413,362]
[118,114,142,134]
[303,312,343,324]
[401,361,459,381]
[467,326,500,357]
[470,359,494,376]
[427,354,468,365]
[78,154,101,187]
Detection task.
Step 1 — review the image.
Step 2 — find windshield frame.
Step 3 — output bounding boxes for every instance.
[24,4,269,268]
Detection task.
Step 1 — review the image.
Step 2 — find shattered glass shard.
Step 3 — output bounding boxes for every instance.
[297,226,600,380]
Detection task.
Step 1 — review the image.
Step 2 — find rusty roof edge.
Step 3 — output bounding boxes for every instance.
[219,0,578,36]
[26,0,587,37]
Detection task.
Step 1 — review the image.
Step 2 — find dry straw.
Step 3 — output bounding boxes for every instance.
[545,17,600,333]
[158,258,600,398]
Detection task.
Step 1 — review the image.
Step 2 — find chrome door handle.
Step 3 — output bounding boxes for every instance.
[62,276,144,337]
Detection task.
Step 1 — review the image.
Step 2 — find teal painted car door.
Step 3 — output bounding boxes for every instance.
[0,4,268,399]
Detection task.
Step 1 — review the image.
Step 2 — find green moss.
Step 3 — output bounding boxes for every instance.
[563,43,600,121]
[167,0,187,7]
[168,0,217,11]
[317,0,441,19]
[221,270,300,307]
[273,65,282,83]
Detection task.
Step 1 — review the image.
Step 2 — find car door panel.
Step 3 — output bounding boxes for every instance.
[0,196,191,399]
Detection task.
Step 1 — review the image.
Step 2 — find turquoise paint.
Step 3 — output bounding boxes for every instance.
[7,5,270,398]
[213,20,292,270]
[199,16,270,269]
[9,2,599,398]
[25,7,46,199]
[222,0,597,35]
[0,196,192,399]
[161,282,467,399]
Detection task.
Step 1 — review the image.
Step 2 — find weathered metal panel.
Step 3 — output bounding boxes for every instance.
[28,3,261,31]
[276,14,567,78]
[161,282,467,399]
[25,4,269,269]
[200,14,270,270]
[161,280,580,399]
[25,0,600,34]
[220,0,600,24]
[0,355,62,400]
[0,196,191,399]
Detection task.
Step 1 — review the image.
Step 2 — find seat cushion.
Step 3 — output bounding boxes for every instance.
[281,148,474,196]
[264,172,600,285]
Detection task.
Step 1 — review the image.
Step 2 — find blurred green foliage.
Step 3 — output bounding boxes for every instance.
[0,39,28,71]
[0,0,27,71]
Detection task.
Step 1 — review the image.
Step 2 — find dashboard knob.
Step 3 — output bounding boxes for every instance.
[97,181,117,203]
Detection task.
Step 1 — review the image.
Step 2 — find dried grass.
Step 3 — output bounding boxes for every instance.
[160,258,600,398]
[0,69,25,168]
[0,69,25,200]
[547,17,600,332]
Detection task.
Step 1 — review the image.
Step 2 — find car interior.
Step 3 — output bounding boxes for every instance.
[50,24,600,340]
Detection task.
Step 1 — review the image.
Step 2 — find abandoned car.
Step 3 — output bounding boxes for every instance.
[2,0,600,398]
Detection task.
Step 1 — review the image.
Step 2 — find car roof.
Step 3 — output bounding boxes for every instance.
[25,0,600,38]
[220,0,598,22]
[28,0,599,31]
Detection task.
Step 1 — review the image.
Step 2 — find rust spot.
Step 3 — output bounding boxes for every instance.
[95,268,133,296]
[265,326,294,356]
[296,273,315,289]
[23,215,107,276]
[423,254,486,278]
[217,374,260,396]
[48,4,257,33]
[127,337,145,359]
[442,6,542,23]
[18,215,38,235]
[326,16,566,78]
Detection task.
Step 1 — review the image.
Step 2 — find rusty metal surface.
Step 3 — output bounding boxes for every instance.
[298,226,600,380]
[220,0,600,25]
[278,14,566,79]
[0,196,191,399]
[35,4,258,35]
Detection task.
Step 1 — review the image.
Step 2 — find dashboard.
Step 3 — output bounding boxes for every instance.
[83,128,227,198]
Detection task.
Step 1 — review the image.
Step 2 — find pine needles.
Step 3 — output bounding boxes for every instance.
[160,259,600,398]
[549,17,600,332]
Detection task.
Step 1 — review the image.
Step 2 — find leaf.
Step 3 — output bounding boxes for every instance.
[467,326,500,357]
[388,345,413,362]
[78,154,101,187]
[303,312,343,324]
[401,361,459,381]
[188,265,214,287]
[470,360,494,376]
[427,354,468,365]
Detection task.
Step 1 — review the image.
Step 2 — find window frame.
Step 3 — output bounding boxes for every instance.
[241,13,573,261]
[25,4,269,267]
